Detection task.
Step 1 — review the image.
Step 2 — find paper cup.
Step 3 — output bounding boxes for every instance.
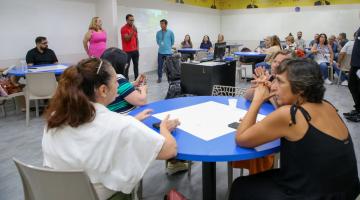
[228,98,237,108]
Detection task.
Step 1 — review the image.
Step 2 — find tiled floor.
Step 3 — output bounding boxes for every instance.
[0,71,359,200]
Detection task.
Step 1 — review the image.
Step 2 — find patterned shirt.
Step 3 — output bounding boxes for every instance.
[107,75,136,114]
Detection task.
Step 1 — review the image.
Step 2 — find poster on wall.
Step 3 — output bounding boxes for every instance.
[167,0,360,9]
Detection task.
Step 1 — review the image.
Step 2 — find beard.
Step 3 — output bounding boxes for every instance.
[40,46,48,51]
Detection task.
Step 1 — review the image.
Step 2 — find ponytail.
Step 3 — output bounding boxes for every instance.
[45,58,112,129]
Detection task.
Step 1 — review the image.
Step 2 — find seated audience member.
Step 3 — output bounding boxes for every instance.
[200,35,213,50]
[244,50,294,107]
[233,50,294,175]
[11,36,58,86]
[311,33,347,85]
[180,34,193,49]
[338,32,349,48]
[328,35,340,61]
[42,58,179,200]
[285,35,297,51]
[180,34,193,61]
[217,33,225,43]
[101,48,147,114]
[309,33,319,47]
[230,58,360,199]
[26,36,58,66]
[256,35,282,69]
[336,32,356,86]
[295,31,306,50]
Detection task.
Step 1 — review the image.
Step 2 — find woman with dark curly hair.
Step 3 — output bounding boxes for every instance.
[229,58,360,199]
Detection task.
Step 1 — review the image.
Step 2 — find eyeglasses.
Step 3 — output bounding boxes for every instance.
[96,59,103,74]
[41,42,48,45]
[129,19,134,22]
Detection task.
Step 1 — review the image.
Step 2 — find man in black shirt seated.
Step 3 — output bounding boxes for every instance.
[26,36,58,66]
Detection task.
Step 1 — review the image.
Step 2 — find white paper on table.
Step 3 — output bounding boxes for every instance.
[152,101,266,141]
[28,64,68,72]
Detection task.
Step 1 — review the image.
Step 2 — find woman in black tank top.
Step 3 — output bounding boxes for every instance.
[229,59,360,199]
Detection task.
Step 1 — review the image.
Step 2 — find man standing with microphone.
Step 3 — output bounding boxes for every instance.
[121,14,139,80]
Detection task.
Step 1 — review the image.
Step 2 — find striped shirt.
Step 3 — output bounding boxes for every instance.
[107,75,135,114]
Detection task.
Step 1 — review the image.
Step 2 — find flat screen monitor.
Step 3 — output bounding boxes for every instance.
[214,42,226,60]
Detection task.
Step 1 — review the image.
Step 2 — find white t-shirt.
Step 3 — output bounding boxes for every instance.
[42,103,165,200]
[340,40,354,55]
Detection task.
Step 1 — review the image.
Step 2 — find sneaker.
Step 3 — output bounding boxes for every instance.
[157,79,162,83]
[341,80,348,86]
[324,78,332,85]
[345,114,360,122]
[166,161,189,175]
[343,110,359,117]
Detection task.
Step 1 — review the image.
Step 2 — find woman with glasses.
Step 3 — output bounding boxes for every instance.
[83,17,107,58]
[42,58,179,200]
[101,48,147,114]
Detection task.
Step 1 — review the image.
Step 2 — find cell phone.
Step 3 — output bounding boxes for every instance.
[228,122,240,129]
[152,122,161,129]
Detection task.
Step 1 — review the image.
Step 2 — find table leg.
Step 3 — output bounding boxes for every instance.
[202,162,216,200]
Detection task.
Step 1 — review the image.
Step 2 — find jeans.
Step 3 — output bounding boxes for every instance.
[319,62,347,81]
[125,50,139,80]
[158,53,172,80]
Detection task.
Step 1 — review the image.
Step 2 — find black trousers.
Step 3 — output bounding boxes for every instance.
[348,66,360,111]
[124,50,139,80]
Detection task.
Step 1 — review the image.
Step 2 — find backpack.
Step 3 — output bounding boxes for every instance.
[163,53,181,82]
[163,54,195,99]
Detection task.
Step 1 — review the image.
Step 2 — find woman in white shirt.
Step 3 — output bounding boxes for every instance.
[42,58,179,200]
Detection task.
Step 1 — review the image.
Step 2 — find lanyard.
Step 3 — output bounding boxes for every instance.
[161,30,166,42]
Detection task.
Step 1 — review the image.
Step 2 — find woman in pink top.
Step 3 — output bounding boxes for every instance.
[83,17,107,58]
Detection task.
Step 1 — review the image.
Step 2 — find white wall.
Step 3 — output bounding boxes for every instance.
[221,5,360,50]
[0,0,96,67]
[118,0,221,74]
[2,0,359,71]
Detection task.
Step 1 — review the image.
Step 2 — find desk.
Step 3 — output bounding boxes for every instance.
[181,61,236,96]
[7,64,70,77]
[178,48,208,61]
[129,96,280,200]
[177,48,208,54]
[233,52,266,75]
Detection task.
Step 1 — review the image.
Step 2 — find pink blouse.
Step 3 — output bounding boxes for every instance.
[88,30,107,58]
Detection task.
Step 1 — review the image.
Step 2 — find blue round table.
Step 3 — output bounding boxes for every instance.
[7,64,70,77]
[130,96,280,200]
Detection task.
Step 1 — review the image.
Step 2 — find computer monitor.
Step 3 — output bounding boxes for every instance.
[214,42,226,60]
